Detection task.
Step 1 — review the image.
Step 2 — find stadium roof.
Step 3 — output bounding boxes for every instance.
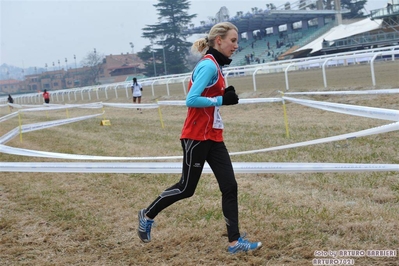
[292,18,384,55]
[186,9,350,35]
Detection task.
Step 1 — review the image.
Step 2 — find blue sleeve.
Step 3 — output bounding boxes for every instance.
[186,59,223,107]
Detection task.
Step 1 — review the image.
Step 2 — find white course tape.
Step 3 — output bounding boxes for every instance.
[2,103,103,114]
[3,104,52,109]
[12,103,62,109]
[157,100,186,106]
[1,120,398,160]
[157,98,283,106]
[0,128,20,145]
[0,112,104,145]
[20,104,49,108]
[21,112,104,134]
[283,96,399,121]
[20,105,80,113]
[21,103,103,113]
[1,97,398,161]
[0,111,19,123]
[1,162,398,173]
[8,103,25,109]
[283,88,399,95]
[238,98,283,104]
[65,102,103,109]
[2,98,282,117]
[0,143,183,160]
[102,102,159,109]
[230,121,399,156]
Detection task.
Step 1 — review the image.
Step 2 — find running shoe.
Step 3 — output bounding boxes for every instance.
[137,209,154,243]
[228,236,262,254]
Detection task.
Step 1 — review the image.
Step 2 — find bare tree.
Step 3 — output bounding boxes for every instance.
[80,49,104,85]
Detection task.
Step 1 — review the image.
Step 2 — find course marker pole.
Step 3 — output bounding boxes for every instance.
[281,93,290,138]
[157,100,165,129]
[18,111,23,143]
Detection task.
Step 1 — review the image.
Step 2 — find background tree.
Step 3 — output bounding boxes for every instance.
[341,0,367,19]
[137,45,157,77]
[322,0,367,18]
[80,49,104,85]
[307,0,366,18]
[139,0,197,76]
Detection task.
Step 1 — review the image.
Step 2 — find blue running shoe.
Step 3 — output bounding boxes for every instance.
[228,236,262,254]
[137,209,154,243]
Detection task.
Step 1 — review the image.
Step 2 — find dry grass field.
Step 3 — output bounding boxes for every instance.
[1,61,399,265]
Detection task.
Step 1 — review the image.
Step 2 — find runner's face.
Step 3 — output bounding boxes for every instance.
[216,29,238,58]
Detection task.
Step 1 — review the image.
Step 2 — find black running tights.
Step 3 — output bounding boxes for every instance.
[145,139,240,242]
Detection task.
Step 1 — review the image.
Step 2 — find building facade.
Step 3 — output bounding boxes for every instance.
[0,53,144,95]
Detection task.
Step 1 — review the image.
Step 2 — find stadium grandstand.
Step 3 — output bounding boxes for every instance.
[185,0,399,66]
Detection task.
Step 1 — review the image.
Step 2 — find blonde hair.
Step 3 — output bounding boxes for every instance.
[191,22,238,55]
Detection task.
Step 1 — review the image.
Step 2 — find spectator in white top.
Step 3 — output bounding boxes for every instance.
[131,77,143,111]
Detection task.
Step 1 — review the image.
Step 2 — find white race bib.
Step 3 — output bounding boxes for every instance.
[213,106,224,129]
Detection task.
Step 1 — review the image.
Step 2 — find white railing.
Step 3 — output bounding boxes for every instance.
[1,45,398,105]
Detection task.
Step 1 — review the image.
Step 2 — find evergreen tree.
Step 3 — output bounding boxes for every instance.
[341,0,367,19]
[138,0,197,76]
[322,0,367,18]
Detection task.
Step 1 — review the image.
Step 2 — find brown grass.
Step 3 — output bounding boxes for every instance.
[1,61,399,265]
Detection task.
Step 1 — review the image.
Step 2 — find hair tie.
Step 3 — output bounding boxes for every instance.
[205,37,209,43]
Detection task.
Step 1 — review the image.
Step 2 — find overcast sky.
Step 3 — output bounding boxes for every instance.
[1,0,385,68]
